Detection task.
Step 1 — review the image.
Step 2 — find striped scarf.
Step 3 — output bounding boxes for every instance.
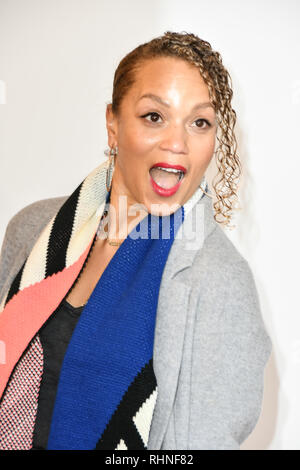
[0,159,205,450]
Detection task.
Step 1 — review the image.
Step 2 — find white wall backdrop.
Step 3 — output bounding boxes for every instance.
[1,0,299,450]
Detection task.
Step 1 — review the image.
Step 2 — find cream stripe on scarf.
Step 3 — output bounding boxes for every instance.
[66,161,108,267]
[20,217,56,291]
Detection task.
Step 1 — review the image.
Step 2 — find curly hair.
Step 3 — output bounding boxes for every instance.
[110,31,242,229]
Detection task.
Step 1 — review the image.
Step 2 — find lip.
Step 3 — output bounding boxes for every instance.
[150,162,187,173]
[149,162,185,197]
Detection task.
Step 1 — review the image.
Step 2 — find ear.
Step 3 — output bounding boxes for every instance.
[105,103,118,148]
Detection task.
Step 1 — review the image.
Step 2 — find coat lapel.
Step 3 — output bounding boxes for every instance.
[147,191,217,449]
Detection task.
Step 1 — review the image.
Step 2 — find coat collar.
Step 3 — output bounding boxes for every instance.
[168,187,217,281]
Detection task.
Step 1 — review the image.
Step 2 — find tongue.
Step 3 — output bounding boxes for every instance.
[149,168,179,189]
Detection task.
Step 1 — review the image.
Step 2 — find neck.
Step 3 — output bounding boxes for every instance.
[106,183,148,244]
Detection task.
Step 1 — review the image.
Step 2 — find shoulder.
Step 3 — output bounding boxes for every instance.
[193,223,271,339]
[6,196,68,236]
[3,196,68,253]
[209,226,261,304]
[0,196,68,301]
[195,222,272,352]
[193,223,254,292]
[1,196,69,252]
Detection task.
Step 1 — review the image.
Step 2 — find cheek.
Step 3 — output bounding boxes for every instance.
[118,121,157,157]
[206,138,216,163]
[117,128,156,179]
[192,134,216,167]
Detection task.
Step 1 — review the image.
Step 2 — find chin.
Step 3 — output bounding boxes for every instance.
[147,199,182,218]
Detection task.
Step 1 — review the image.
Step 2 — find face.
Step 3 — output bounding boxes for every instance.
[106,56,217,216]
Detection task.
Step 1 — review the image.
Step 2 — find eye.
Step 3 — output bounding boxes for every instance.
[193,118,211,129]
[141,112,162,123]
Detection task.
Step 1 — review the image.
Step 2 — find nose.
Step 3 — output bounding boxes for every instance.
[159,123,188,154]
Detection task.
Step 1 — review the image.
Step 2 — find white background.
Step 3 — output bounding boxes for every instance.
[0,0,299,450]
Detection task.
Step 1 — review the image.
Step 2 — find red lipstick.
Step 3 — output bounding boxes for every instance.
[149,162,186,197]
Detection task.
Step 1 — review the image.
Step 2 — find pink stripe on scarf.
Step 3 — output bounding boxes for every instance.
[0,241,92,398]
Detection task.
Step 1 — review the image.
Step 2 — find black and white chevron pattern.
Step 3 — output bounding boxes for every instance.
[95,359,158,450]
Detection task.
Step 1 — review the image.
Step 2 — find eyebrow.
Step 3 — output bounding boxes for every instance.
[138,93,215,111]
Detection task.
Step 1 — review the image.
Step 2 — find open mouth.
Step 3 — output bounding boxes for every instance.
[149,163,186,197]
[149,165,185,190]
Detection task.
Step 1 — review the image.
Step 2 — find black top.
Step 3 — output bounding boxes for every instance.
[32,298,85,450]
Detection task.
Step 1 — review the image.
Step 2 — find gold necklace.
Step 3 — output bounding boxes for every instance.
[96,206,123,247]
[107,237,123,247]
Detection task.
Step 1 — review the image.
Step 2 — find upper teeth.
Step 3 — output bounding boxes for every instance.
[156,167,183,174]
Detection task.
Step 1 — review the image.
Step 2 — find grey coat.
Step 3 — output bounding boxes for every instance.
[0,190,272,450]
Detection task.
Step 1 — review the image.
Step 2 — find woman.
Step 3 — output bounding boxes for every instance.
[0,31,272,450]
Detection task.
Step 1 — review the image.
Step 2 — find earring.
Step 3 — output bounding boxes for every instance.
[105,145,118,192]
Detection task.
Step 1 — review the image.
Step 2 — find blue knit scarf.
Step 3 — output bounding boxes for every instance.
[46,193,186,450]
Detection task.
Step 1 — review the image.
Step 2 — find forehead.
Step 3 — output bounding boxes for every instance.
[128,57,210,100]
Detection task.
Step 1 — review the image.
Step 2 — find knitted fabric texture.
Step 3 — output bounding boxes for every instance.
[0,160,205,449]
[0,336,43,449]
